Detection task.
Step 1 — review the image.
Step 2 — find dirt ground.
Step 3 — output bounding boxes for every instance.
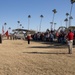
[0,40,75,75]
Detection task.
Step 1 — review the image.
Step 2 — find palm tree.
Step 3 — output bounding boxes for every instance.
[4,23,7,32]
[22,26,24,29]
[64,18,68,28]
[28,15,31,30]
[8,27,11,30]
[66,13,69,27]
[39,15,44,32]
[66,13,69,17]
[69,16,73,26]
[17,21,20,23]
[20,24,22,29]
[69,1,74,27]
[17,21,20,28]
[54,23,56,30]
[8,27,11,35]
[46,29,49,33]
[52,9,57,30]
[71,0,75,4]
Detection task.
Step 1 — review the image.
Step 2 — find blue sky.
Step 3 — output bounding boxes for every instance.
[0,0,75,33]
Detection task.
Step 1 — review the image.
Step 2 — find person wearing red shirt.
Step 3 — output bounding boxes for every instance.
[27,34,31,44]
[67,29,74,54]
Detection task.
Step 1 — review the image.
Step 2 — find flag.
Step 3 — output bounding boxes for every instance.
[5,30,8,36]
[2,26,4,35]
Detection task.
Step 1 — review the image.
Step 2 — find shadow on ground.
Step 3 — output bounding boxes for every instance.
[23,41,75,55]
[29,41,75,49]
[23,52,68,54]
[29,41,67,49]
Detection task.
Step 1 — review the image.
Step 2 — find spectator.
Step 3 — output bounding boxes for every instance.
[27,34,31,44]
[67,29,74,54]
[50,32,54,42]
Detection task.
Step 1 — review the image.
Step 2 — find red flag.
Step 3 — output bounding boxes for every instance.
[5,30,8,36]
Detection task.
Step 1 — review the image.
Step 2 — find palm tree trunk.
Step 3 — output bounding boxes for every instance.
[4,25,7,32]
[39,18,42,32]
[51,23,52,30]
[52,13,55,30]
[69,4,73,27]
[28,18,30,30]
[66,21,68,28]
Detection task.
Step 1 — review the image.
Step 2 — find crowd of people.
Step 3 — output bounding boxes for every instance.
[27,29,75,54]
[29,30,75,44]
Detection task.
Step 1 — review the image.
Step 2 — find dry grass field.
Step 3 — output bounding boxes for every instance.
[0,40,75,75]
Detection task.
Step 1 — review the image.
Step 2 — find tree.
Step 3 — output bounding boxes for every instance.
[28,15,31,30]
[52,9,57,30]
[4,23,7,32]
[64,18,68,28]
[17,21,20,28]
[69,0,75,26]
[50,22,53,30]
[52,9,57,14]
[69,16,73,26]
[66,13,69,27]
[66,13,69,17]
[17,21,20,23]
[71,0,75,4]
[22,26,24,28]
[8,27,11,30]
[39,15,44,32]
[54,23,56,30]
[8,27,11,35]
[20,24,22,29]
[46,29,49,33]
[69,16,73,19]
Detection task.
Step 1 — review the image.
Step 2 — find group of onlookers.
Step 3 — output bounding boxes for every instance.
[31,31,65,43]
[31,31,55,42]
[31,30,75,44]
[30,29,75,54]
